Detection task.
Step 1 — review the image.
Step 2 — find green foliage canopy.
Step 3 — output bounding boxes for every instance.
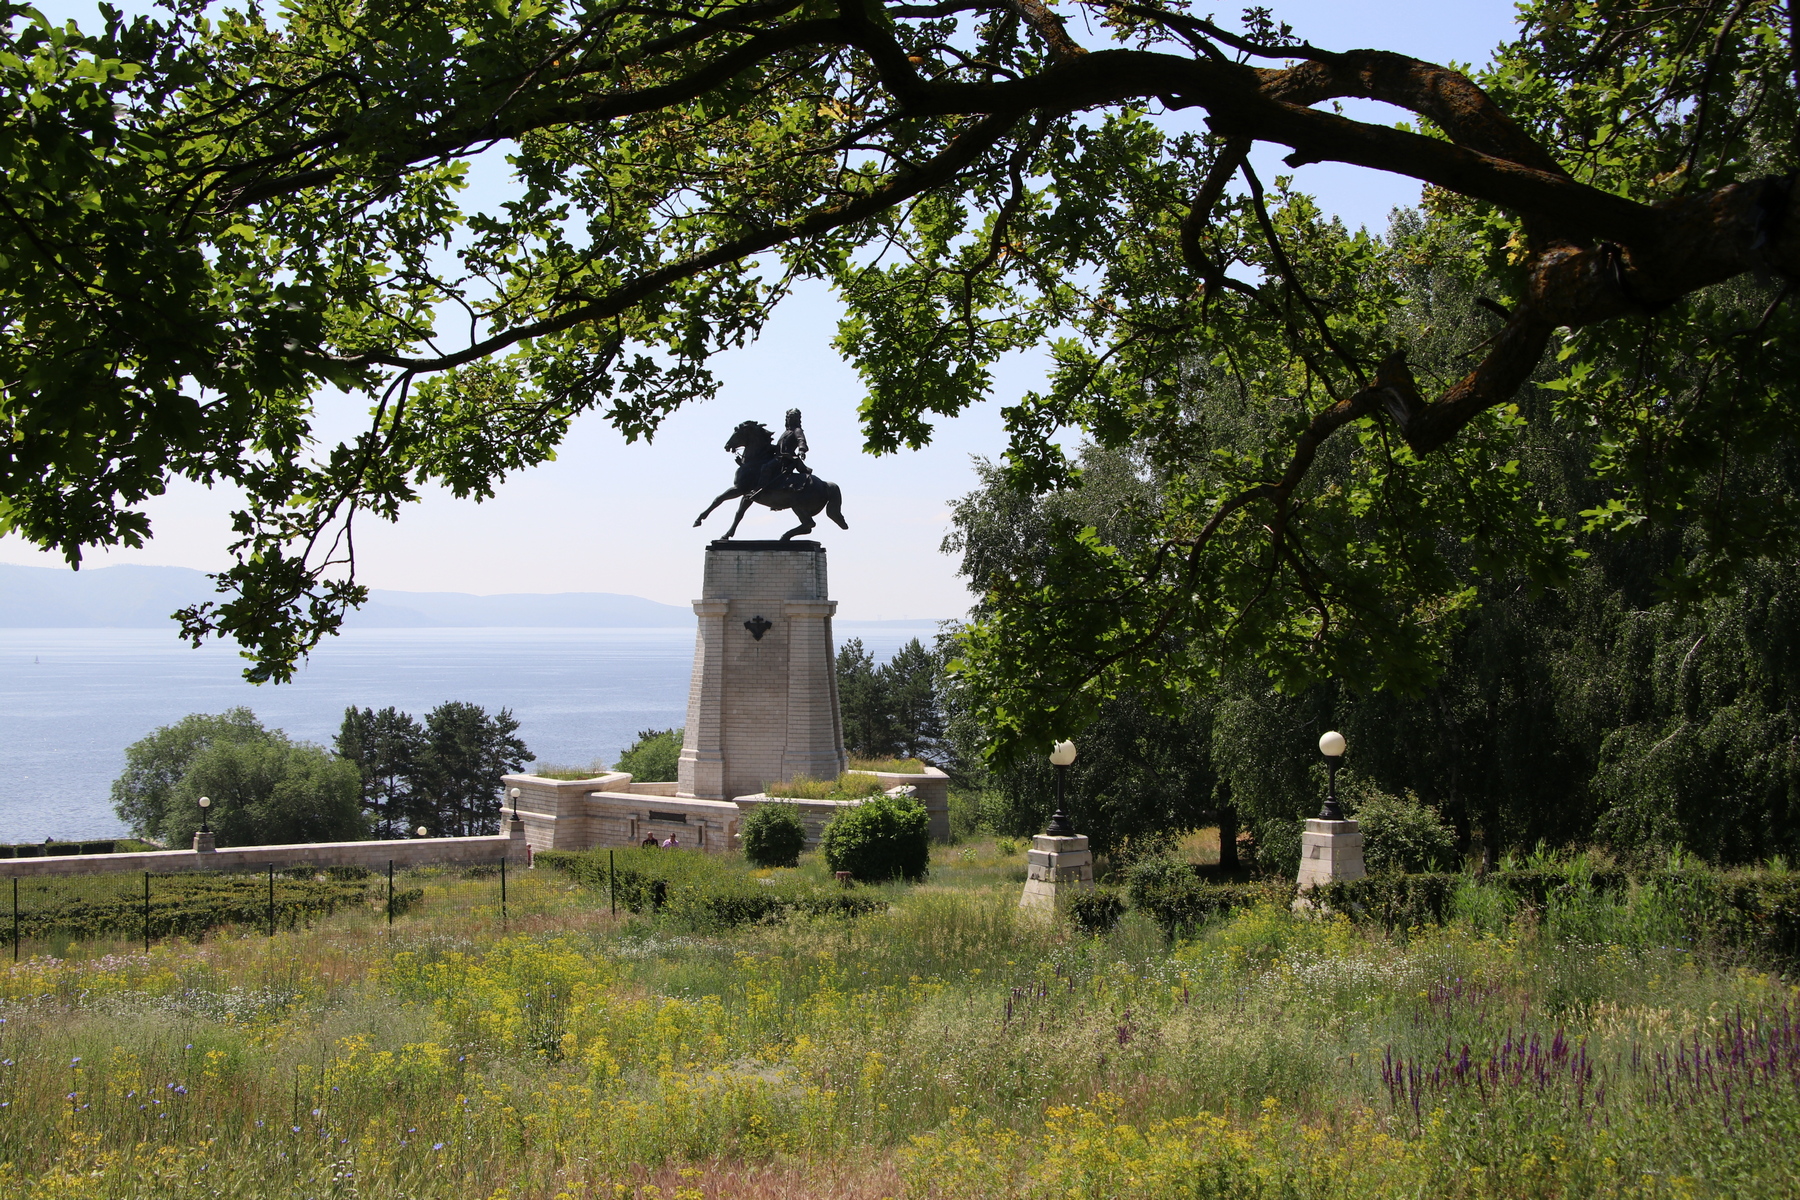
[612,727,684,784]
[334,705,426,838]
[835,637,947,763]
[112,708,366,846]
[165,735,367,847]
[109,707,270,840]
[5,1,1797,761]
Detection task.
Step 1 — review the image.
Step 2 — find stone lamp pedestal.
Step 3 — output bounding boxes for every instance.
[1293,818,1365,909]
[1019,834,1096,911]
[193,830,216,853]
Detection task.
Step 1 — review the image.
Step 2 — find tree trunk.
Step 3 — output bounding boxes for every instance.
[1216,800,1240,871]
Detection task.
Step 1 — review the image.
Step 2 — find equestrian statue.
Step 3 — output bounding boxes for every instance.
[693,408,849,541]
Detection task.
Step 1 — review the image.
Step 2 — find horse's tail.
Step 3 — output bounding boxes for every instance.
[826,482,848,529]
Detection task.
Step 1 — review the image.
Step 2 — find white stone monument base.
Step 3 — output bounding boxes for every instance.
[1293,817,1364,911]
[1019,833,1096,911]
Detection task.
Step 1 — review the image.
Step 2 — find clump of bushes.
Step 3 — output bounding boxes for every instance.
[821,793,930,882]
[1352,790,1458,874]
[742,802,807,868]
[1064,887,1125,935]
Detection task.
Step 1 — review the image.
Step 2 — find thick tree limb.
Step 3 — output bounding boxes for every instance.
[360,110,1020,371]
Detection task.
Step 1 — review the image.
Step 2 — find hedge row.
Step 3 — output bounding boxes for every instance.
[1127,876,1298,939]
[1124,862,1800,966]
[537,848,882,928]
[1313,868,1800,963]
[0,840,142,859]
[1,873,406,945]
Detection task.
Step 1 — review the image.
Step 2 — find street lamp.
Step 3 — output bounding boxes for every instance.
[1317,731,1347,821]
[415,825,428,838]
[1046,740,1077,837]
[197,795,211,835]
[508,787,521,821]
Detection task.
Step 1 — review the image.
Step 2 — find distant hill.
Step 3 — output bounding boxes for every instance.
[0,562,945,629]
[0,563,694,628]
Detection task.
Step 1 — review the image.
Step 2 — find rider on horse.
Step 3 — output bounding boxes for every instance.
[757,408,811,494]
[695,410,847,541]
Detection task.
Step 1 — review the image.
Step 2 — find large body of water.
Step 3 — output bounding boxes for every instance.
[0,625,931,843]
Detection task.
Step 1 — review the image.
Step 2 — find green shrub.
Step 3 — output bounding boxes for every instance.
[613,728,683,783]
[1126,864,1296,939]
[946,788,988,842]
[1064,887,1125,935]
[742,802,806,868]
[1350,790,1458,874]
[1249,816,1302,878]
[820,793,930,882]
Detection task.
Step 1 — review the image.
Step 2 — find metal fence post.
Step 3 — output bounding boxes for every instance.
[267,865,275,937]
[143,871,151,952]
[500,857,507,926]
[387,860,394,928]
[13,876,19,961]
[609,849,616,917]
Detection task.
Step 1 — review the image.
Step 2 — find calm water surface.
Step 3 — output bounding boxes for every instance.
[0,625,927,842]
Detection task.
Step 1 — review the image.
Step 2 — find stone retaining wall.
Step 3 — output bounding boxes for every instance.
[505,773,739,853]
[0,826,526,879]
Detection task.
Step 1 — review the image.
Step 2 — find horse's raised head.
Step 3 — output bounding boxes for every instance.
[725,421,772,452]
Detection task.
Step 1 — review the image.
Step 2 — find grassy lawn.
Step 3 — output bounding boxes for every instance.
[0,838,1795,1198]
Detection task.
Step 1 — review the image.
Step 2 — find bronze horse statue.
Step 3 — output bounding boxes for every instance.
[694,420,848,541]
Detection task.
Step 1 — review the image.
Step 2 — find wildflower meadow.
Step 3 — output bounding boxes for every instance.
[1,843,1797,1198]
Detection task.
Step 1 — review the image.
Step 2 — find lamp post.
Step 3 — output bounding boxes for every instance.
[1317,731,1347,821]
[508,787,521,822]
[416,825,428,838]
[1046,740,1077,837]
[197,795,211,835]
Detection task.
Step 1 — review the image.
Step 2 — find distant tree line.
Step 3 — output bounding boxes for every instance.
[334,703,531,837]
[836,638,947,765]
[112,702,530,846]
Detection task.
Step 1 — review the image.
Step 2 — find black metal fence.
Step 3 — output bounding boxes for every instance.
[3,858,513,959]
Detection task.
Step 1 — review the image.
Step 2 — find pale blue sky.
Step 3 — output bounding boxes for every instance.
[0,2,1524,620]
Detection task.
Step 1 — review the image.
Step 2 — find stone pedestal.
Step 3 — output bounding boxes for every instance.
[192,830,216,853]
[1294,818,1364,906]
[677,541,847,801]
[1018,834,1095,911]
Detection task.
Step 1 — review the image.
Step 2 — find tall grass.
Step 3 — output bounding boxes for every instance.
[763,773,886,800]
[845,757,926,774]
[0,841,1796,1197]
[527,760,613,781]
